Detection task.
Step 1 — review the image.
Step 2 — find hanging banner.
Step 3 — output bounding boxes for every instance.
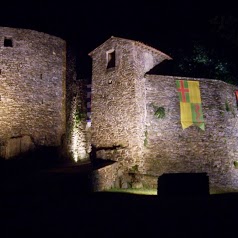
[176,80,205,130]
[235,90,238,106]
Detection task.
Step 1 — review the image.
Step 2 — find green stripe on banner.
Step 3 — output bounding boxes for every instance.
[183,80,189,88]
[185,91,190,103]
[184,80,190,102]
[191,103,203,124]
[176,80,180,88]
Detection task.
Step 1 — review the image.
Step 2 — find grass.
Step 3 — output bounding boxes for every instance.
[105,188,157,195]
[107,187,238,196]
[209,187,238,195]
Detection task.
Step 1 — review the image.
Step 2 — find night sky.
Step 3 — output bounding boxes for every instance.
[0,1,236,78]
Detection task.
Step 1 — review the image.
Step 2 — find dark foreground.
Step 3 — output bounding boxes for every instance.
[0,158,238,237]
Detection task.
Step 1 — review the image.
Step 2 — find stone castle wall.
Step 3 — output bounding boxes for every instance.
[144,75,238,191]
[90,37,143,170]
[90,37,238,192]
[91,73,238,192]
[90,37,170,180]
[0,27,66,158]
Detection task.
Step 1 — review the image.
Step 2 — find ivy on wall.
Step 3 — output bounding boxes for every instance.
[225,100,231,112]
[129,164,139,173]
[234,161,238,169]
[74,109,87,126]
[150,103,166,119]
[144,130,148,147]
[225,99,236,117]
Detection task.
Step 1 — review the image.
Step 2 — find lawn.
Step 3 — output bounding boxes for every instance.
[106,188,157,195]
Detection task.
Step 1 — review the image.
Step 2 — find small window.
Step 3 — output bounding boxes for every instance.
[4,38,13,47]
[0,69,1,75]
[107,50,115,69]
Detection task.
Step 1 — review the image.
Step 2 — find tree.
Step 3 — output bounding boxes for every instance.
[163,17,238,85]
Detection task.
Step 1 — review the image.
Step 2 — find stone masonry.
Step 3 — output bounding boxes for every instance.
[90,36,238,193]
[0,27,67,159]
[2,26,238,193]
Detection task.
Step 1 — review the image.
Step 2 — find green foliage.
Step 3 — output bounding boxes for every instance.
[106,188,157,195]
[234,161,238,169]
[224,100,236,117]
[167,32,238,85]
[155,107,165,118]
[225,100,231,112]
[74,109,86,124]
[153,105,165,119]
[144,130,148,147]
[129,164,139,173]
[174,42,234,82]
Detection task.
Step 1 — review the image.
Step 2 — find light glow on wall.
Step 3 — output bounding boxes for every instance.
[70,96,88,162]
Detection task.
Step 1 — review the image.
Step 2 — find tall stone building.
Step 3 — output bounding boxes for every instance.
[89,36,238,193]
[0,26,87,161]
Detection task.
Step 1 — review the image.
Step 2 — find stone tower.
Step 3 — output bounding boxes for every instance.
[89,36,171,188]
[0,27,66,159]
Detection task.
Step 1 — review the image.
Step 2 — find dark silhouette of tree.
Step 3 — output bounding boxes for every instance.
[156,16,238,85]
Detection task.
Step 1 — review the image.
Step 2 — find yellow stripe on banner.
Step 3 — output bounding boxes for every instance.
[180,102,193,129]
[188,81,201,104]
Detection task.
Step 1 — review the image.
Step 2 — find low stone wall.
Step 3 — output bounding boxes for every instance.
[92,162,119,191]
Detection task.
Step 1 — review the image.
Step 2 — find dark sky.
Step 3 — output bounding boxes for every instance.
[0,1,234,78]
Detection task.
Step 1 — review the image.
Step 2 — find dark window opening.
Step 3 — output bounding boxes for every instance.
[40,74,42,79]
[107,50,115,69]
[4,38,13,47]
[0,69,1,75]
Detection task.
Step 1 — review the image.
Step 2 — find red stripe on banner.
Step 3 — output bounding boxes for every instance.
[177,80,189,102]
[235,90,238,103]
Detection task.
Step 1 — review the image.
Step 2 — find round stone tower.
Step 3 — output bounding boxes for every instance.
[0,26,66,159]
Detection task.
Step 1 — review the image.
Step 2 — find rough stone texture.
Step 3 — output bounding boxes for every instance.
[92,162,119,191]
[89,36,238,192]
[0,27,66,158]
[62,46,90,161]
[89,36,170,189]
[66,79,89,161]
[5,135,34,159]
[145,75,238,192]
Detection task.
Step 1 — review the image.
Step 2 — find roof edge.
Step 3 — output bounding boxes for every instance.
[88,36,172,60]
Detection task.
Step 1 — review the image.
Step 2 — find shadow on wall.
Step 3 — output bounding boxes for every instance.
[0,145,94,200]
[89,144,115,170]
[0,146,66,173]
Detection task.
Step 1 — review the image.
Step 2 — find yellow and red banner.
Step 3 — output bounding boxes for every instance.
[235,90,238,106]
[176,80,205,130]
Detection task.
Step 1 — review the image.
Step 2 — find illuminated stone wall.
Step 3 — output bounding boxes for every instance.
[0,27,66,158]
[89,36,171,190]
[90,36,238,192]
[145,75,238,192]
[66,78,90,162]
